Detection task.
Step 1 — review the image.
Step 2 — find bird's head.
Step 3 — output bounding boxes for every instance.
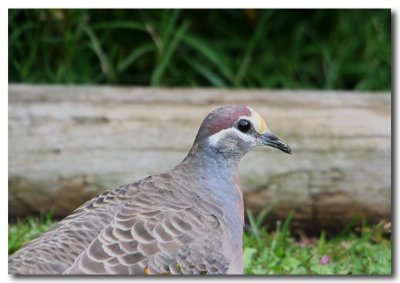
[195,105,291,160]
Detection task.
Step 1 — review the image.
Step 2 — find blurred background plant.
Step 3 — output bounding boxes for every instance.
[8,9,390,90]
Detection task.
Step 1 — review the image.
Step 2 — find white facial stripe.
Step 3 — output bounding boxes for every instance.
[207,106,268,147]
[208,127,256,147]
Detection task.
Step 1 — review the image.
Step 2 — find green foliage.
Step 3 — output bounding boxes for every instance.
[244,209,391,275]
[8,9,390,90]
[8,211,391,275]
[8,211,54,254]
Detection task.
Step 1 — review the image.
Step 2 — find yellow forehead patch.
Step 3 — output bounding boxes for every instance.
[256,113,268,134]
[246,106,269,134]
[247,107,268,134]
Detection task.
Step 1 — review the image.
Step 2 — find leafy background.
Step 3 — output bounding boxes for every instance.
[9,9,391,90]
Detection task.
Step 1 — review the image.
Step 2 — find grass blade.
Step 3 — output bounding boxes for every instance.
[140,11,162,52]
[182,34,234,82]
[84,25,114,83]
[332,214,361,243]
[234,11,272,86]
[151,20,191,86]
[117,43,155,74]
[159,10,181,53]
[183,56,227,87]
[246,209,262,245]
[91,21,146,32]
[255,205,273,228]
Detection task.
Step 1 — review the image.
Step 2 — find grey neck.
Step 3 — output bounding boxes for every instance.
[181,140,240,186]
[178,140,244,245]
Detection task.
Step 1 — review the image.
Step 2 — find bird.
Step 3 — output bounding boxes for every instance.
[8,105,291,275]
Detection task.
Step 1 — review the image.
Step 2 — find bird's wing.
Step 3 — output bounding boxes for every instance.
[63,193,229,275]
[8,186,128,274]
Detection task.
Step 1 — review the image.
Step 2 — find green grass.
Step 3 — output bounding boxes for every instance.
[8,212,54,255]
[8,9,391,90]
[244,209,391,275]
[8,210,391,275]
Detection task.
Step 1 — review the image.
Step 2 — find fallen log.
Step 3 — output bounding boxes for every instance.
[8,85,391,233]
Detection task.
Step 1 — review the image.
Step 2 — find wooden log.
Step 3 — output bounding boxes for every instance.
[8,84,391,233]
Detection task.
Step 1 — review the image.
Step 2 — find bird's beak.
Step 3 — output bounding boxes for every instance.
[260,132,292,154]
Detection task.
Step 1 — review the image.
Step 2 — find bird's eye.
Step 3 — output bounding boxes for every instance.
[237,119,252,133]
